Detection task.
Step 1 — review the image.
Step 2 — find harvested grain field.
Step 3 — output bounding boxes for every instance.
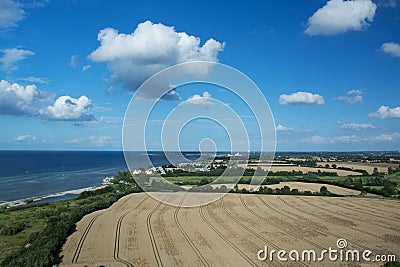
[183,182,369,196]
[322,162,399,175]
[59,192,400,267]
[240,164,362,176]
[264,182,376,196]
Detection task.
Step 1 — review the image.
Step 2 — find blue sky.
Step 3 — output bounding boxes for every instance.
[0,0,399,151]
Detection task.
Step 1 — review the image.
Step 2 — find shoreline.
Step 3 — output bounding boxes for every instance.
[0,185,107,208]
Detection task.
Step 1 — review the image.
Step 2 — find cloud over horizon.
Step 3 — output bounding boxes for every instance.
[0,79,52,116]
[89,21,225,99]
[39,95,96,121]
[65,135,114,147]
[276,124,294,131]
[185,91,213,106]
[305,0,377,36]
[0,80,95,122]
[13,134,36,143]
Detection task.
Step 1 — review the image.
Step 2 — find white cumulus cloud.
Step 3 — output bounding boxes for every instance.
[279,91,324,105]
[0,0,25,28]
[305,0,377,36]
[336,89,363,104]
[0,79,52,115]
[276,124,294,131]
[39,95,95,121]
[0,47,35,72]
[381,42,400,58]
[369,105,400,119]
[185,91,213,106]
[88,21,225,99]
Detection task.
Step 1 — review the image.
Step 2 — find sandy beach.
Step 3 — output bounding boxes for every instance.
[0,185,107,208]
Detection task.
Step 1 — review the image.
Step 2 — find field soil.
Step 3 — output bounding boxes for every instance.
[59,192,400,267]
[323,162,399,174]
[240,164,362,176]
[264,182,376,196]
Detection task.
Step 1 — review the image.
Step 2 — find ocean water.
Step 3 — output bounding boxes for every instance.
[0,151,200,202]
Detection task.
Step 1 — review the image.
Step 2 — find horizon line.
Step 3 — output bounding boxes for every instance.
[0,149,399,153]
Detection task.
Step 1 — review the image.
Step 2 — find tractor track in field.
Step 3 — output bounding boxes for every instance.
[174,197,210,267]
[199,200,258,267]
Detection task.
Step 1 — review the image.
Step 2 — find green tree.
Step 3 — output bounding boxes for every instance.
[199,178,210,186]
[320,186,329,195]
[281,185,291,194]
[355,178,363,189]
[266,187,273,194]
[382,180,396,196]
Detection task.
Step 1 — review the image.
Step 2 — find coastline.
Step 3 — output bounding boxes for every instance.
[0,185,107,208]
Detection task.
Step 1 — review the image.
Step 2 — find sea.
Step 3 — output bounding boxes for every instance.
[0,151,201,202]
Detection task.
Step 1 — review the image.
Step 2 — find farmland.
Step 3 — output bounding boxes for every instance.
[262,182,376,196]
[1,151,400,266]
[59,192,400,266]
[322,162,399,175]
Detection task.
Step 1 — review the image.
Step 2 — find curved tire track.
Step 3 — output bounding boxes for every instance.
[221,197,308,267]
[299,197,399,243]
[71,194,147,265]
[114,196,149,267]
[174,197,210,267]
[147,201,163,267]
[71,213,101,263]
[277,196,390,255]
[251,196,363,267]
[199,200,258,267]
[317,197,400,222]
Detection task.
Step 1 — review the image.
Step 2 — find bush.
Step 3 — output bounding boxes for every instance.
[0,222,26,236]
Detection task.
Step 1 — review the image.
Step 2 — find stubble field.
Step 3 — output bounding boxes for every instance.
[59,193,400,267]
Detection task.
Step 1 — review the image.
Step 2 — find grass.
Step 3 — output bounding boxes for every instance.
[0,203,53,262]
[387,172,400,183]
[366,185,385,190]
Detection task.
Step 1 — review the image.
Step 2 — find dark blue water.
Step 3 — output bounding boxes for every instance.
[0,151,200,202]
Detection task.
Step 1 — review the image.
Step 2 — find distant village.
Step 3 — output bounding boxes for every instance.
[102,160,228,185]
